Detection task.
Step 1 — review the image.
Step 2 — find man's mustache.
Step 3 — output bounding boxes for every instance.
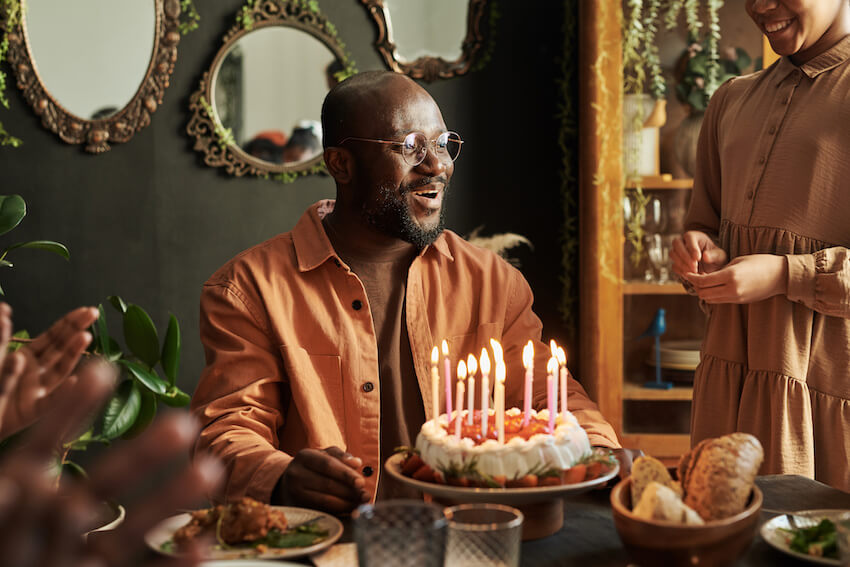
[401,176,449,193]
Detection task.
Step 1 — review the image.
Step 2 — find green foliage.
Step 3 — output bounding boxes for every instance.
[0,0,22,148]
[178,0,201,35]
[676,39,751,112]
[0,195,70,294]
[199,96,236,150]
[471,0,501,73]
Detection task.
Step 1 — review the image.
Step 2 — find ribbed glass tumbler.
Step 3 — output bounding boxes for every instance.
[444,503,524,567]
[353,499,447,567]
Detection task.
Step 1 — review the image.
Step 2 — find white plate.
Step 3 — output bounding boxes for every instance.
[145,505,343,561]
[202,561,305,567]
[760,509,849,565]
[384,452,619,505]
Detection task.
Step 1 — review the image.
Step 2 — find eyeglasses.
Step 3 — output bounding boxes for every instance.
[338,131,463,166]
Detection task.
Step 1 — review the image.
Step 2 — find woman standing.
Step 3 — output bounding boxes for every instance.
[671,0,850,491]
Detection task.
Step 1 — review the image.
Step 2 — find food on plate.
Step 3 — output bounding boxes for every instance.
[633,482,704,525]
[166,497,328,554]
[630,455,682,505]
[398,407,616,488]
[783,518,838,559]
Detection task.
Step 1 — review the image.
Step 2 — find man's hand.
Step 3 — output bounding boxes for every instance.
[611,448,643,479]
[278,446,369,513]
[671,230,728,277]
[685,254,788,304]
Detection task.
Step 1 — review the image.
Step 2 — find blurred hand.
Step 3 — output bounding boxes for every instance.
[686,254,788,304]
[671,230,728,277]
[277,446,369,513]
[0,333,224,567]
[0,304,100,439]
[611,448,644,479]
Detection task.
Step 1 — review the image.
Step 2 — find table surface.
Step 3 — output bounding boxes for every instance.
[520,474,850,566]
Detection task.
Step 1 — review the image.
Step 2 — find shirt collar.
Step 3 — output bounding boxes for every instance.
[292,200,453,272]
[773,33,850,82]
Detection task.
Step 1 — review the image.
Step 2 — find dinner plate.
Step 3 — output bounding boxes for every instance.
[760,509,849,565]
[145,505,343,561]
[384,452,619,505]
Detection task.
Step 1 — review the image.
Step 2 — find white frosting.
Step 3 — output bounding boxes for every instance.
[415,408,592,479]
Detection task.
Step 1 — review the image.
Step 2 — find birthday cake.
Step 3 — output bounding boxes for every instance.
[399,408,614,488]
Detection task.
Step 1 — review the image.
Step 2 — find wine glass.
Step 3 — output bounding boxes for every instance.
[646,233,671,283]
[643,197,666,234]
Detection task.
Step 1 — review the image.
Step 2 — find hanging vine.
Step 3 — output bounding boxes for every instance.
[0,0,22,148]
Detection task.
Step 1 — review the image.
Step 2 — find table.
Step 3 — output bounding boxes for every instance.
[521,474,850,566]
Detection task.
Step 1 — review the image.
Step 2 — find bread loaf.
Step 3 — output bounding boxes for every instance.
[633,482,704,525]
[631,455,680,506]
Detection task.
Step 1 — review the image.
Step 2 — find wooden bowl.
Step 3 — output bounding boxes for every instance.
[610,477,762,567]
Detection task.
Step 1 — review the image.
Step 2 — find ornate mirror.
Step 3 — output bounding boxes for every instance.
[2,0,180,153]
[187,1,355,181]
[360,0,490,82]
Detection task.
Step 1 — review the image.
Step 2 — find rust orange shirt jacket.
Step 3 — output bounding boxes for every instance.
[192,201,620,503]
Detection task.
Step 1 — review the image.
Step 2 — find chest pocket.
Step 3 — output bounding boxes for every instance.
[448,322,502,360]
[279,346,346,442]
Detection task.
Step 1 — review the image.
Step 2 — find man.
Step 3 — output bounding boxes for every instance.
[192,71,622,513]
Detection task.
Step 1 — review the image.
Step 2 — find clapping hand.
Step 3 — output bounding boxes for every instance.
[671,230,728,277]
[684,254,788,304]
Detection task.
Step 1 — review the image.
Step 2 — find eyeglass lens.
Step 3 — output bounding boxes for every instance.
[402,132,462,166]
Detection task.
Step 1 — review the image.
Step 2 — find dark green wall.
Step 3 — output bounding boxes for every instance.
[0,1,573,395]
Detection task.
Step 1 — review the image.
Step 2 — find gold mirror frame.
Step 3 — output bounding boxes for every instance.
[186,1,353,181]
[360,0,489,82]
[1,0,181,153]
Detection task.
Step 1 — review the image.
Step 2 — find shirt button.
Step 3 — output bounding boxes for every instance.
[363,466,374,477]
[352,300,362,310]
[758,156,766,164]
[746,191,754,199]
[333,258,341,267]
[362,381,374,393]
[768,126,776,135]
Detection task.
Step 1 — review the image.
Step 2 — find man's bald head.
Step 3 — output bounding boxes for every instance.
[321,71,430,149]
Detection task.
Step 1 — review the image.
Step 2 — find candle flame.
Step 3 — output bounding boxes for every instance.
[466,354,477,376]
[549,339,558,358]
[480,348,491,375]
[441,339,449,357]
[556,346,567,366]
[431,346,439,364]
[548,356,558,375]
[489,338,503,363]
[457,360,467,380]
[522,341,534,369]
[496,360,506,384]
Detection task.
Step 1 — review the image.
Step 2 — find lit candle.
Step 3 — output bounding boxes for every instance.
[557,346,568,417]
[442,340,452,420]
[489,338,503,365]
[466,354,477,426]
[479,348,490,438]
[549,340,559,421]
[522,340,534,427]
[455,360,467,438]
[430,346,440,421]
[495,360,506,444]
[547,356,558,433]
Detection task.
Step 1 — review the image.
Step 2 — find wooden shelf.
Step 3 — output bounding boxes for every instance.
[623,282,688,295]
[620,433,691,457]
[623,383,693,401]
[626,177,693,190]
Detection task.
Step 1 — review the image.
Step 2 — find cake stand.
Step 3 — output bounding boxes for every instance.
[384,453,619,540]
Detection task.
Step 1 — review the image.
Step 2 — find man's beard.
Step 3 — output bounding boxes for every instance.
[361,178,448,247]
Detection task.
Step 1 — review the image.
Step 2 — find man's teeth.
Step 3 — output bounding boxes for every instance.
[765,19,792,33]
[414,190,439,198]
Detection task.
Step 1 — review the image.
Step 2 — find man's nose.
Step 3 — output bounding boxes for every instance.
[416,146,448,174]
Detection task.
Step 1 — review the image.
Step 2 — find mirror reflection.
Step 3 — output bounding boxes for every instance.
[213,27,339,166]
[385,0,467,62]
[25,0,156,120]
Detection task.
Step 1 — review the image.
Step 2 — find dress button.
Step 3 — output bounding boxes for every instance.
[362,466,374,477]
[362,381,374,393]
[352,300,362,310]
[759,156,766,164]
[768,126,776,135]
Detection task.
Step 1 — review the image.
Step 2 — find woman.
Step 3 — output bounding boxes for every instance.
[671,0,850,491]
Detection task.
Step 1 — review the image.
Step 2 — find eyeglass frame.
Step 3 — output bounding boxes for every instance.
[336,131,463,166]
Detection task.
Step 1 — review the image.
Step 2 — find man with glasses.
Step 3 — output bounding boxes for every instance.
[192,71,621,514]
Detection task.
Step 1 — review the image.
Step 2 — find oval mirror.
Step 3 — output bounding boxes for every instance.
[187,1,355,181]
[3,0,181,153]
[360,0,490,82]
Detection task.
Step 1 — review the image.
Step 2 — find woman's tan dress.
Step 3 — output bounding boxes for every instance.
[686,36,850,491]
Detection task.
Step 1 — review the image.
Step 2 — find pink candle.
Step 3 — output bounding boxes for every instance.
[430,346,440,420]
[547,357,558,432]
[466,354,477,425]
[455,361,466,438]
[479,348,491,438]
[522,341,534,427]
[557,347,568,416]
[442,340,452,420]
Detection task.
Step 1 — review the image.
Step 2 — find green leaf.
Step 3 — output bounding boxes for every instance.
[96,304,111,357]
[0,195,26,236]
[123,304,160,367]
[118,359,168,395]
[687,90,706,111]
[121,389,157,439]
[735,48,752,70]
[100,380,142,439]
[108,295,128,314]
[161,314,181,386]
[61,459,89,480]
[4,240,69,260]
[160,386,191,408]
[9,329,29,352]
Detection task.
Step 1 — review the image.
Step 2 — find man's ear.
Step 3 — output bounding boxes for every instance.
[324,147,354,184]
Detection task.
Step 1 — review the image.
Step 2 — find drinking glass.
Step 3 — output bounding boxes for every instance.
[837,512,850,566]
[646,233,672,283]
[353,500,447,567]
[444,503,523,567]
[643,197,666,234]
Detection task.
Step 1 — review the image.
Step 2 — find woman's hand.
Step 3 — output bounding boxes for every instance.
[685,254,788,304]
[671,230,729,276]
